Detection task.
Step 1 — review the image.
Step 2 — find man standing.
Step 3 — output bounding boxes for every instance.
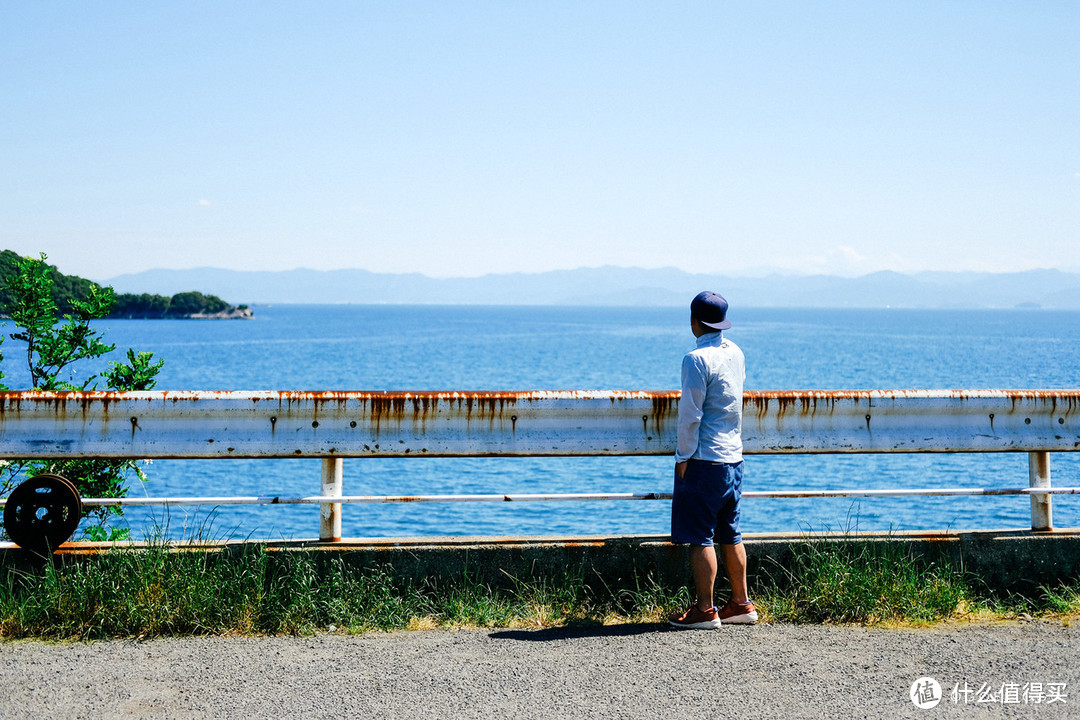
[668,291,757,629]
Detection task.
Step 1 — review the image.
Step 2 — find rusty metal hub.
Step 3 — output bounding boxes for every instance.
[3,474,82,554]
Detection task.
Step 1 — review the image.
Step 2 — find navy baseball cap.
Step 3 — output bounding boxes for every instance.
[690,291,732,330]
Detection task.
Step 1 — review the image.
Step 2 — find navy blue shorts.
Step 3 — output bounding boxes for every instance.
[671,459,744,546]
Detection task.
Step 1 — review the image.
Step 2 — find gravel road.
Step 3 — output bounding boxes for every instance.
[1,621,1076,719]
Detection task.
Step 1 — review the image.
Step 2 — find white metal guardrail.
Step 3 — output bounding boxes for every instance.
[0,390,1077,540]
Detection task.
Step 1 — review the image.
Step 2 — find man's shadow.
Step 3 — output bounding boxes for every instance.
[489,622,670,642]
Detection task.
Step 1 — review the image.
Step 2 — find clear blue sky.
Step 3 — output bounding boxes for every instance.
[2,1,1078,280]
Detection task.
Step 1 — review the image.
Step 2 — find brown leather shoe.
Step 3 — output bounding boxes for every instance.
[716,599,758,624]
[668,605,722,629]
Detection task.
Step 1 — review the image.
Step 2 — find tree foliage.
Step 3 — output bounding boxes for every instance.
[0,249,242,320]
[111,290,231,318]
[0,253,165,541]
[5,258,118,391]
[0,249,100,317]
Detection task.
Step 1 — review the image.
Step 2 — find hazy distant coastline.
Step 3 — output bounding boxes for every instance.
[102,266,1080,310]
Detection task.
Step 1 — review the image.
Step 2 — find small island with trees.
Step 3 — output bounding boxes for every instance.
[110,292,252,319]
[0,250,252,319]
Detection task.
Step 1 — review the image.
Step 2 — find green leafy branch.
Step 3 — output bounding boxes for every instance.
[0,253,165,541]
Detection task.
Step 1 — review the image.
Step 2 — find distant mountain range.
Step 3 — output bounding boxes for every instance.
[101,266,1080,309]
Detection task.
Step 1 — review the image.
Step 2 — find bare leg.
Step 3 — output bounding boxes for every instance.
[688,545,717,610]
[719,542,749,605]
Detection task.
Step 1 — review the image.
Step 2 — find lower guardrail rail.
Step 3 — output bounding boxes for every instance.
[0,389,1076,544]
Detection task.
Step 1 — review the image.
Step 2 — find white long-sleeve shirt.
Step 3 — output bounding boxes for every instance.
[675,331,745,464]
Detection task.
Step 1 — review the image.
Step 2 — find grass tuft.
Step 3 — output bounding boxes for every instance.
[756,537,971,625]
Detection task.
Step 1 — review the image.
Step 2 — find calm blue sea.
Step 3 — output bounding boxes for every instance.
[9,305,1080,539]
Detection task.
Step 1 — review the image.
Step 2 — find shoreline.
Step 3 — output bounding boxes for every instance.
[107,305,254,320]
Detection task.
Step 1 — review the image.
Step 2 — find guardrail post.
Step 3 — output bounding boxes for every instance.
[320,458,343,542]
[1028,451,1052,531]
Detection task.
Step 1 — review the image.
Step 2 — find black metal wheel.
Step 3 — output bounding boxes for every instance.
[3,474,82,555]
